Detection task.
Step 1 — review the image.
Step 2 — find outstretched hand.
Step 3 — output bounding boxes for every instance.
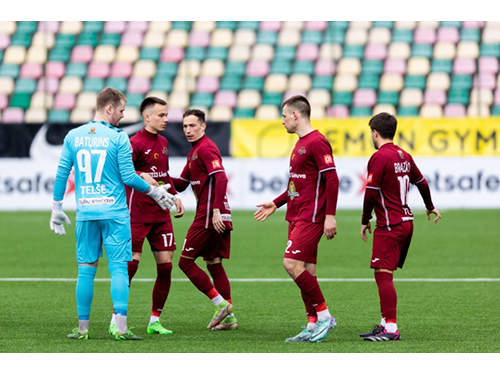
[254,202,277,222]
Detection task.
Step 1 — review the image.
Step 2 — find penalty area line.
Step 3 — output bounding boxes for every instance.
[1,278,500,282]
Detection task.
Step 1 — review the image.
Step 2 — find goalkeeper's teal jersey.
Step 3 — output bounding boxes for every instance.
[53,121,151,221]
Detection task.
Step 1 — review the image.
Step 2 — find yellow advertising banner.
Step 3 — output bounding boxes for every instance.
[231,118,500,157]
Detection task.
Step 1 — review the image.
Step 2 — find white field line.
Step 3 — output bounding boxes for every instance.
[0,278,500,282]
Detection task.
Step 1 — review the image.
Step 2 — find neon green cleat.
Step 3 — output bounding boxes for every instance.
[147,321,173,335]
[108,322,117,336]
[284,326,313,342]
[67,328,89,340]
[114,328,143,341]
[207,301,233,329]
[211,315,238,330]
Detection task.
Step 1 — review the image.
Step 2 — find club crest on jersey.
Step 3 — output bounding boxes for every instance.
[162,146,168,155]
[191,151,198,161]
[298,146,306,155]
[212,159,221,168]
[89,127,96,134]
[324,154,333,164]
[398,150,404,159]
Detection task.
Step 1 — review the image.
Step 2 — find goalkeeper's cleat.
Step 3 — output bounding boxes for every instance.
[114,328,143,341]
[207,301,233,329]
[147,321,173,335]
[67,328,88,340]
[360,324,385,337]
[108,322,117,336]
[309,316,336,343]
[211,315,238,330]
[284,326,314,342]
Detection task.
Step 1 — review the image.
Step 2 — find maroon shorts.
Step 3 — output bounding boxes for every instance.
[181,225,231,261]
[131,221,176,253]
[370,220,414,270]
[285,220,324,264]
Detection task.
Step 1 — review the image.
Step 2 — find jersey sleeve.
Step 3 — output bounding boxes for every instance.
[312,137,336,172]
[117,133,150,193]
[53,135,74,201]
[200,145,225,176]
[365,153,384,189]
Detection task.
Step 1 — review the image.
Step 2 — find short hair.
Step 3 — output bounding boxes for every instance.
[368,112,397,139]
[96,87,126,111]
[140,96,167,116]
[282,95,311,119]
[183,108,206,124]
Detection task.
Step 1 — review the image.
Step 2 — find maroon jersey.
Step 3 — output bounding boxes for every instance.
[179,135,232,230]
[362,143,434,229]
[274,130,339,223]
[126,128,177,223]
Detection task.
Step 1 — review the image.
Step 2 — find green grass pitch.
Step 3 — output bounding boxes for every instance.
[0,209,499,367]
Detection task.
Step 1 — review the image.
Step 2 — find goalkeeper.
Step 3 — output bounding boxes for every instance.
[50,87,175,341]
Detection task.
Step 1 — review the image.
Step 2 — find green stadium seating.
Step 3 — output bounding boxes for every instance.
[171,21,192,30]
[480,43,500,57]
[431,59,452,73]
[350,106,372,117]
[450,74,473,89]
[412,44,433,58]
[378,91,399,105]
[9,92,31,109]
[83,21,103,33]
[0,64,20,78]
[185,46,205,60]
[237,21,259,30]
[275,45,295,60]
[225,61,246,75]
[55,34,76,48]
[206,47,228,60]
[100,33,121,47]
[448,88,470,105]
[292,60,314,75]
[343,45,364,58]
[261,91,282,106]
[191,92,214,107]
[216,21,237,30]
[362,60,384,74]
[10,33,32,47]
[358,74,380,89]
[233,107,255,117]
[151,76,173,91]
[49,109,70,123]
[257,31,277,45]
[392,29,413,43]
[106,77,127,92]
[373,21,394,28]
[312,75,333,90]
[332,91,352,106]
[441,21,462,27]
[17,21,37,34]
[220,74,241,91]
[140,47,160,61]
[82,77,104,92]
[397,106,419,117]
[270,59,291,75]
[243,76,264,91]
[491,106,500,116]
[66,62,87,78]
[404,75,426,89]
[77,31,98,47]
[125,93,144,107]
[156,62,178,77]
[48,46,71,62]
[460,28,480,42]
[301,30,322,44]
[15,78,36,94]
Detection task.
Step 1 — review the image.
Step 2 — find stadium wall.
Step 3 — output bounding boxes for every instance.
[0,120,499,211]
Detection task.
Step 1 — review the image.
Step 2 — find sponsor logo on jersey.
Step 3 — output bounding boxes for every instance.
[221,214,232,221]
[288,181,300,199]
[145,149,151,154]
[154,152,159,159]
[78,197,115,205]
[324,154,333,164]
[191,180,201,185]
[371,258,380,263]
[184,247,195,252]
[298,146,306,155]
[212,159,221,168]
[290,172,306,179]
[89,127,96,134]
[367,173,373,183]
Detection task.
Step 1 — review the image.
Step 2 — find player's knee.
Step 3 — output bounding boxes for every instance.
[108,261,128,277]
[283,258,304,278]
[178,256,195,273]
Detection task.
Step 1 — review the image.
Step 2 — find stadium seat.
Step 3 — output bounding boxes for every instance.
[133,60,156,78]
[427,72,450,90]
[15,78,36,94]
[9,92,31,109]
[318,43,342,60]
[431,59,452,73]
[368,28,391,44]
[3,46,26,64]
[0,63,20,78]
[373,104,396,115]
[246,60,270,77]
[399,88,423,107]
[209,105,233,121]
[397,106,419,117]
[237,89,261,108]
[30,91,53,109]
[191,92,214,107]
[474,73,496,89]
[326,104,349,118]
[379,73,404,91]
[228,45,251,62]
[243,76,264,90]
[308,89,330,107]
[353,88,377,107]
[332,91,353,106]
[49,46,71,62]
[82,77,104,92]
[342,44,364,58]
[197,76,219,93]
[315,60,335,75]
[19,62,42,79]
[411,43,433,58]
[387,42,411,59]
[362,59,384,74]
[350,106,372,117]
[414,28,436,44]
[392,29,413,43]
[407,57,430,75]
[32,31,55,48]
[337,57,362,75]
[264,74,288,92]
[123,106,141,122]
[420,104,442,117]
[25,108,46,123]
[296,44,319,60]
[470,88,493,104]
[418,21,440,29]
[450,74,473,89]
[479,57,499,73]
[467,103,489,117]
[160,46,184,63]
[87,62,110,78]
[192,21,216,32]
[255,104,280,119]
[2,107,24,122]
[457,41,479,58]
[404,74,426,89]
[278,29,301,46]
[216,21,237,31]
[76,92,98,109]
[59,76,82,94]
[36,77,59,94]
[333,74,357,92]
[384,59,406,74]
[312,75,333,90]
[71,45,94,63]
[482,27,500,43]
[433,42,456,59]
[424,89,447,105]
[70,108,93,123]
[48,109,70,122]
[173,76,196,92]
[453,58,476,74]
[437,27,459,43]
[447,88,469,105]
[443,104,466,117]
[53,93,76,109]
[214,90,238,107]
[233,107,255,118]
[288,74,311,91]
[358,73,380,89]
[345,28,368,45]
[166,29,189,47]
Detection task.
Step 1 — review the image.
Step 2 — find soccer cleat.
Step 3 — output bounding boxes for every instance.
[114,328,143,341]
[108,322,117,336]
[363,329,401,341]
[67,328,88,340]
[284,326,314,342]
[147,321,173,335]
[207,301,234,329]
[211,315,238,331]
[360,325,385,337]
[309,316,337,343]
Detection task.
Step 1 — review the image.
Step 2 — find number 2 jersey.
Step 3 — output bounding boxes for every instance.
[362,142,435,229]
[126,128,177,224]
[274,130,339,224]
[53,121,151,221]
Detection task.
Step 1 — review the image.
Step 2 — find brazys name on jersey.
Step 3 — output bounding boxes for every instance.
[394,161,411,174]
[74,137,110,148]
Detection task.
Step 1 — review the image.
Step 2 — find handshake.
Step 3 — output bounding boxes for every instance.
[146,183,177,211]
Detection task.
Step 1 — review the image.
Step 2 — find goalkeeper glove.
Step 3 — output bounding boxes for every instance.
[147,183,176,210]
[50,201,71,235]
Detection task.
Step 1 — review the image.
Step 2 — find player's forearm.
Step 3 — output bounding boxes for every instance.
[118,152,150,193]
[361,188,377,225]
[415,178,435,210]
[171,176,190,192]
[166,174,179,195]
[273,190,288,208]
[323,169,339,215]
[212,171,228,210]
[53,148,72,201]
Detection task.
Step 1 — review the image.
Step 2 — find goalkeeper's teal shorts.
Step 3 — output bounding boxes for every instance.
[75,218,132,264]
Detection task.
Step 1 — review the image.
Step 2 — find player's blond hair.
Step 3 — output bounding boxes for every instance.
[96,87,126,111]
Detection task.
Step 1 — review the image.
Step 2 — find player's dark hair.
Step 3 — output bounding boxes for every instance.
[282,95,311,120]
[96,87,126,110]
[369,112,397,139]
[140,96,167,116]
[183,108,206,124]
